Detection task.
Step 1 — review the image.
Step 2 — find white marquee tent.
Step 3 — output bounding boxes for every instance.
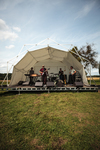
[9,46,89,86]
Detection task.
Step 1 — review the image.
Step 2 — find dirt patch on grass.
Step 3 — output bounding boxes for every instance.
[35,110,42,115]
[35,145,44,150]
[73,112,89,121]
[74,130,82,134]
[52,137,68,149]
[37,93,41,96]
[34,100,40,104]
[43,94,49,97]
[77,120,94,128]
[0,123,5,128]
[30,139,38,145]
[30,139,45,150]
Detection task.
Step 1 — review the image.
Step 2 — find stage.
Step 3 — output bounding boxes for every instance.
[0,84,98,93]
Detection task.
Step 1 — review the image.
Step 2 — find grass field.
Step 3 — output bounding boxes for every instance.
[0,91,100,150]
[87,80,100,85]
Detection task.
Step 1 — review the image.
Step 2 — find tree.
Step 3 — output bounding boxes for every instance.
[70,43,98,74]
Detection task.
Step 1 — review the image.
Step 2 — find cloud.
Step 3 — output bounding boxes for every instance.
[13,27,21,32]
[75,1,96,20]
[0,19,18,40]
[5,45,15,49]
[0,30,18,41]
[0,19,9,30]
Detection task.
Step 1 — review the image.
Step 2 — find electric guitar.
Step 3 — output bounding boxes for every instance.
[41,68,50,75]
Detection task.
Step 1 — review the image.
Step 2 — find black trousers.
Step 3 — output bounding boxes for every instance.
[68,74,76,84]
[30,76,33,85]
[59,75,64,81]
[42,75,47,84]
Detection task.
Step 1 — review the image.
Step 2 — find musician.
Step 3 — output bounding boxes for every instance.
[39,65,47,85]
[29,67,34,85]
[59,68,64,81]
[68,66,76,84]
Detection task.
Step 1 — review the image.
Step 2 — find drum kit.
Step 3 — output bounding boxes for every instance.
[47,73,63,85]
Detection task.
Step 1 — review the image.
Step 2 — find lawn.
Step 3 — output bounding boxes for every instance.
[88,79,100,85]
[0,91,100,150]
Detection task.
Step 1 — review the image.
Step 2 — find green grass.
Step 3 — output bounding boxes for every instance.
[88,80,100,85]
[0,91,100,150]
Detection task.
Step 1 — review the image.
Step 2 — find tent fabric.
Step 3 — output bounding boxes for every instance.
[10,46,89,86]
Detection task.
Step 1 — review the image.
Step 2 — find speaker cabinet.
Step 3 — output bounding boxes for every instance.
[35,82,43,87]
[74,82,83,87]
[46,82,54,87]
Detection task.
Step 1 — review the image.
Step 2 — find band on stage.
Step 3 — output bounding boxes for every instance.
[25,65,76,86]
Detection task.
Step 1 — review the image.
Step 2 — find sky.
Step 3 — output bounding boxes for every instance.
[0,0,100,75]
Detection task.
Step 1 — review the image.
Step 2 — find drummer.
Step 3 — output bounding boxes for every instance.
[29,67,34,85]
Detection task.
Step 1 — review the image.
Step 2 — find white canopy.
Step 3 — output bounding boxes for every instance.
[10,46,88,86]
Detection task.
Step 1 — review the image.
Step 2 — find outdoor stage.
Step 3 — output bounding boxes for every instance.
[0,83,98,93]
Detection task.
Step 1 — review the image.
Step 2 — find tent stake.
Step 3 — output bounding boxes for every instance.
[48,88,50,93]
[18,89,20,95]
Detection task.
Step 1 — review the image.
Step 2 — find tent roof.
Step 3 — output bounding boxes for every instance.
[15,46,82,71]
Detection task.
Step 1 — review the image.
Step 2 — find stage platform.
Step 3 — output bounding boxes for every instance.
[0,84,98,93]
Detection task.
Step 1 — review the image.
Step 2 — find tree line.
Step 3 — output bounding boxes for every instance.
[0,73,12,80]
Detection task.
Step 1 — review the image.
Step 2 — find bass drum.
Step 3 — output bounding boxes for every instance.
[56,79,64,87]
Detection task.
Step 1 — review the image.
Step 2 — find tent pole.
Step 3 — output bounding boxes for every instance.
[49,38,70,50]
[25,39,48,46]
[90,63,91,85]
[1,52,23,86]
[25,38,48,51]
[8,49,27,63]
[70,50,90,64]
[1,64,14,86]
[7,62,8,86]
[18,45,25,55]
[73,46,83,62]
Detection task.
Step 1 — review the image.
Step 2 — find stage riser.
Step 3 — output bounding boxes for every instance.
[0,87,98,92]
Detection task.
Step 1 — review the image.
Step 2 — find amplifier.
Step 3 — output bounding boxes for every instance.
[35,82,43,87]
[74,82,83,87]
[46,82,54,87]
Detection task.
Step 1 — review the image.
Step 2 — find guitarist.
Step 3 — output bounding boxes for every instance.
[39,65,48,85]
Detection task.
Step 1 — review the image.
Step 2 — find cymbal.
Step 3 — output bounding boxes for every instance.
[54,73,59,75]
[50,73,54,74]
